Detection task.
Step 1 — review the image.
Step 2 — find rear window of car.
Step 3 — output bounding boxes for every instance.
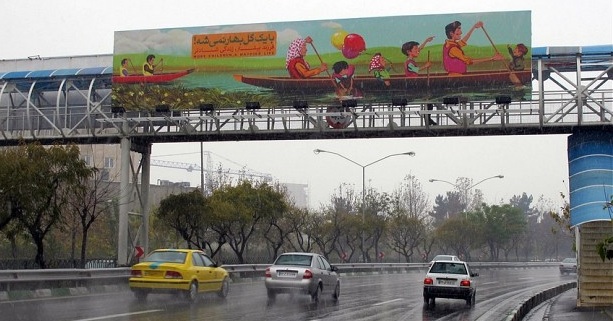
[433,255,453,261]
[430,262,467,275]
[143,251,186,263]
[275,254,313,266]
[562,258,576,263]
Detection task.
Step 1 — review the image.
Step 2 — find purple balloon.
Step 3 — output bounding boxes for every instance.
[342,45,360,59]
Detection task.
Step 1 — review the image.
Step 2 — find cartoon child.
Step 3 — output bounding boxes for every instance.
[120,58,130,77]
[443,20,503,75]
[142,54,163,76]
[286,36,328,79]
[332,60,360,98]
[369,53,391,87]
[507,43,528,71]
[401,36,435,77]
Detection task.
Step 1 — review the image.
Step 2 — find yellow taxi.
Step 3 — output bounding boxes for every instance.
[129,249,230,302]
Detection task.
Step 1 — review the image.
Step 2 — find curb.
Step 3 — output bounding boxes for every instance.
[0,285,127,302]
[504,282,577,321]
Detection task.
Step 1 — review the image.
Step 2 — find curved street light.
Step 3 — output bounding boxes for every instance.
[313,149,415,262]
[429,174,504,214]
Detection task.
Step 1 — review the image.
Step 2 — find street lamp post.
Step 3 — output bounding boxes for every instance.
[313,149,415,262]
[429,175,504,213]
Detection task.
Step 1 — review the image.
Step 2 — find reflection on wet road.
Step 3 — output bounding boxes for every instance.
[2,267,571,321]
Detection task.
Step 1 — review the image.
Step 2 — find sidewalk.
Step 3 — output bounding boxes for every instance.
[522,287,613,321]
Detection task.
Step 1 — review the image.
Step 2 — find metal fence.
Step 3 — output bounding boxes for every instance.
[0,261,559,294]
[0,258,118,270]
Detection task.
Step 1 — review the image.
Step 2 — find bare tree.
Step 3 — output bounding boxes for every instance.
[64,167,116,267]
[386,175,430,262]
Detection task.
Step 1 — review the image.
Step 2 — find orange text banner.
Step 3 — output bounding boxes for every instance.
[192,31,277,59]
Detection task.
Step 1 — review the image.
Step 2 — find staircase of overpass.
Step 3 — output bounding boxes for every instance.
[0,46,612,276]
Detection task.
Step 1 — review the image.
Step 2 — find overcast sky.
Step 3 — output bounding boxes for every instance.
[3,0,612,209]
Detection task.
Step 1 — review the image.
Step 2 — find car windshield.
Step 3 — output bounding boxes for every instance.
[143,251,186,263]
[275,254,313,266]
[430,262,467,275]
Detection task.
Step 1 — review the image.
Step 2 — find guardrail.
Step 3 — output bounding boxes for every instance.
[0,261,558,294]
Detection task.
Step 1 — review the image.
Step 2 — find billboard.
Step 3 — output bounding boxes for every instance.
[112,11,531,111]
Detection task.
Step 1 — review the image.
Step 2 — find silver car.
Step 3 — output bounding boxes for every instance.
[265,252,340,302]
[429,254,461,267]
[559,257,577,274]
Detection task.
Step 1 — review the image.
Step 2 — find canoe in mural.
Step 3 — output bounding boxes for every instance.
[112,69,194,84]
[234,70,531,95]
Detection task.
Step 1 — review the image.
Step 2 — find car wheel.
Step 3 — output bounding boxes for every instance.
[311,284,322,303]
[134,290,148,302]
[217,277,229,298]
[332,282,340,300]
[185,281,199,303]
[466,291,476,306]
[267,288,276,300]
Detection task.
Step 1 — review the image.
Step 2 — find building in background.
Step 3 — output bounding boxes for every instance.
[79,144,309,208]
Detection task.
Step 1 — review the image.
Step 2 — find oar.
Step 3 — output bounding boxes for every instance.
[128,59,138,74]
[427,51,431,88]
[481,27,522,87]
[309,42,333,79]
[157,58,165,73]
[383,57,398,73]
[309,42,343,97]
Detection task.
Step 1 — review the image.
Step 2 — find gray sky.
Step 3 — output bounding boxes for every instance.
[3,0,612,209]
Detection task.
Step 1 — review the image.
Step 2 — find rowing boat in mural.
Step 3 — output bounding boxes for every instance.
[234,70,531,95]
[112,69,194,84]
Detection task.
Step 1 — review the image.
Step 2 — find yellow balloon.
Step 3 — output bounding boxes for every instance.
[331,30,349,50]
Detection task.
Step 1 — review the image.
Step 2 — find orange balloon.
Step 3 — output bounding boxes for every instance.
[331,30,348,50]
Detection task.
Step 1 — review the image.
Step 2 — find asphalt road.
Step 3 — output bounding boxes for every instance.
[1,267,573,321]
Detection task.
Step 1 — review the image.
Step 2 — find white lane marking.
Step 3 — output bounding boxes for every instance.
[481,281,499,285]
[373,298,402,306]
[72,309,163,321]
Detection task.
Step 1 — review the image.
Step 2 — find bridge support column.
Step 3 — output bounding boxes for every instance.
[568,129,613,227]
[117,126,132,266]
[140,149,151,257]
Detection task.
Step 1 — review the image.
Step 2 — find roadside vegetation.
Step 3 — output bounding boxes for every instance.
[0,143,573,268]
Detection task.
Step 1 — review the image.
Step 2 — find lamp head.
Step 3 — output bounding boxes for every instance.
[405,151,416,157]
[428,179,435,182]
[313,149,322,154]
[496,175,504,178]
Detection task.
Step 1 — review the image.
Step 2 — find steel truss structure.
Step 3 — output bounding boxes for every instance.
[0,46,611,264]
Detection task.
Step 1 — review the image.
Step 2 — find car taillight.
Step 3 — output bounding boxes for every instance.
[265,267,271,278]
[424,277,433,285]
[303,269,313,279]
[164,271,182,279]
[460,280,471,287]
[131,270,142,277]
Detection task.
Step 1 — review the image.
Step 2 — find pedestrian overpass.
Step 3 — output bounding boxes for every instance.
[0,46,611,294]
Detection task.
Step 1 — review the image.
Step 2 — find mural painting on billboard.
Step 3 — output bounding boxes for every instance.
[111,11,531,113]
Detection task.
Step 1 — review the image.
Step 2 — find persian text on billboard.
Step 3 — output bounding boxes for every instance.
[192,31,277,58]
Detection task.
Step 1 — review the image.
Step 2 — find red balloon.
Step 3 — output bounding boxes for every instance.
[342,45,360,59]
[343,33,366,53]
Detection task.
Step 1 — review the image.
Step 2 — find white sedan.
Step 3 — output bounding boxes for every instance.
[423,260,478,307]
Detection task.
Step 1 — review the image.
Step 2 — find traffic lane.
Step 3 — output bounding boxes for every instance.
[1,267,565,321]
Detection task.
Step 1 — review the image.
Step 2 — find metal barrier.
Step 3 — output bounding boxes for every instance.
[0,261,558,294]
